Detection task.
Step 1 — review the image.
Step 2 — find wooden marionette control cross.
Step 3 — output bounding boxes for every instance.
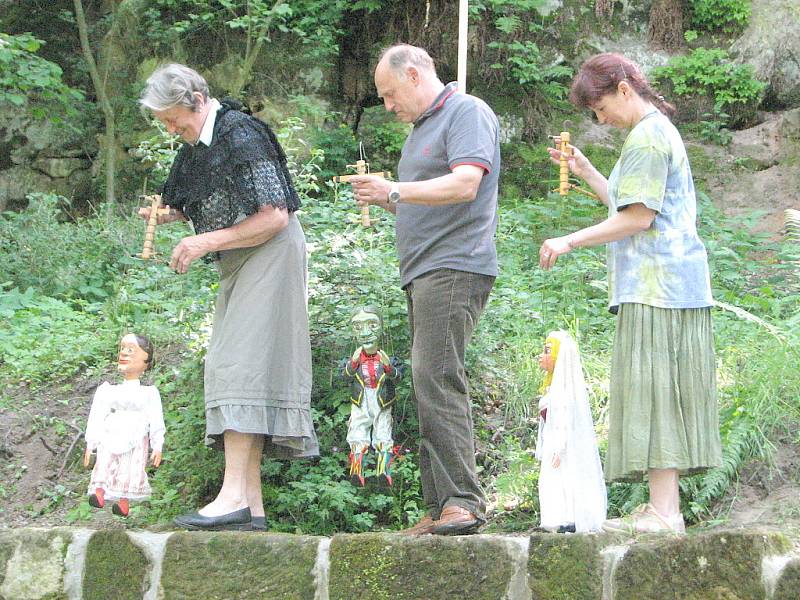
[551,131,599,200]
[138,194,171,259]
[333,159,390,227]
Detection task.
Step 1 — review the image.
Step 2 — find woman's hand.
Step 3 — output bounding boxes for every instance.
[539,235,575,270]
[551,453,561,469]
[83,448,92,468]
[151,450,162,468]
[547,139,593,181]
[169,234,213,274]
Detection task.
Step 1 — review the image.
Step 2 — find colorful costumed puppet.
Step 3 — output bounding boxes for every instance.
[84,334,165,517]
[535,331,606,533]
[342,306,403,487]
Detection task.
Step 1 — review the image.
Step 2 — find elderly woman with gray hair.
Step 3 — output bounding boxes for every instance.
[139,63,318,531]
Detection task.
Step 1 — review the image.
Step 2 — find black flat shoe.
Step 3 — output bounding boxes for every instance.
[173,507,252,531]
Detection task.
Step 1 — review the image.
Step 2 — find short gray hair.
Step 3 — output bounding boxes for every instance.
[379,44,437,79]
[139,63,209,112]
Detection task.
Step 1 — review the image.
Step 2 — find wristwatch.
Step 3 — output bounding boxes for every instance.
[388,183,401,205]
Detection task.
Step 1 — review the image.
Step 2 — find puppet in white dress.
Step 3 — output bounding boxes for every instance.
[535,331,606,533]
[84,333,165,517]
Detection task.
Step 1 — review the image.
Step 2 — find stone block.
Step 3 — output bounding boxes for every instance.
[611,530,791,600]
[527,532,623,600]
[0,527,72,600]
[82,530,149,600]
[159,531,320,600]
[772,556,800,600]
[329,533,516,600]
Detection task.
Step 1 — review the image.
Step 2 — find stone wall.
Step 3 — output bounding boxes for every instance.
[0,528,798,599]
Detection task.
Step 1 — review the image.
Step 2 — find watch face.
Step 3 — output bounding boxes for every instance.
[389,191,400,203]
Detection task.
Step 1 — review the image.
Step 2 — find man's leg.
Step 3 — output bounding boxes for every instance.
[408,268,494,524]
[406,285,440,519]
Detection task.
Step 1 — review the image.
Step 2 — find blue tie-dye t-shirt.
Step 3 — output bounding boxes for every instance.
[606,110,713,312]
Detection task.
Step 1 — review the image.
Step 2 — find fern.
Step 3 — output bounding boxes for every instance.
[681,415,765,521]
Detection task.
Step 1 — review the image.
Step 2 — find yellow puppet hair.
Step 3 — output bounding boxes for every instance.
[539,334,561,393]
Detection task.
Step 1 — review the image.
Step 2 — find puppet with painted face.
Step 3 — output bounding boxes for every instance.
[535,331,607,533]
[83,334,165,517]
[342,306,403,487]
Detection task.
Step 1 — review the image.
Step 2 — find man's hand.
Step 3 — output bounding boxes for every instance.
[349,176,391,207]
[551,453,561,469]
[169,234,212,274]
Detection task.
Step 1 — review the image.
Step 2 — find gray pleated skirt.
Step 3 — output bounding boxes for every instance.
[605,303,722,482]
[204,214,319,458]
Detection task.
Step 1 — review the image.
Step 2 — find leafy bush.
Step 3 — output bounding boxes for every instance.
[0,32,84,119]
[652,48,765,126]
[689,0,751,34]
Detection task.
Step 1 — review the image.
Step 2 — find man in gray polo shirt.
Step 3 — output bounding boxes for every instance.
[350,44,499,535]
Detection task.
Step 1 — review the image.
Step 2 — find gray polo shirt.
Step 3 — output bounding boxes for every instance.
[396,82,500,288]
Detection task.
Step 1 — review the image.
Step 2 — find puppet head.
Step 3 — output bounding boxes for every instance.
[351,306,382,355]
[538,332,563,391]
[117,333,154,380]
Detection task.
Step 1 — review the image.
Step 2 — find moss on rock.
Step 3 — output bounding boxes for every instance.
[527,532,621,599]
[773,556,800,600]
[160,531,319,599]
[328,533,515,600]
[612,530,791,599]
[0,528,72,600]
[82,530,149,600]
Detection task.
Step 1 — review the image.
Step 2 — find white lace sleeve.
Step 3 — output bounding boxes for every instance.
[84,382,112,451]
[147,387,166,453]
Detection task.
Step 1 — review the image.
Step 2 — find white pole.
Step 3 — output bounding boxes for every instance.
[458,0,468,92]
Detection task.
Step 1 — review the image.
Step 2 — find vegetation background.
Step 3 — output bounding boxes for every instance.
[1,0,798,535]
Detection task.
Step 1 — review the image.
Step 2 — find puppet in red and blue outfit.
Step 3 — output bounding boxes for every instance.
[342,306,403,487]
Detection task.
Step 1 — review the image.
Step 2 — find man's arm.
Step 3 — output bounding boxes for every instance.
[349,164,485,210]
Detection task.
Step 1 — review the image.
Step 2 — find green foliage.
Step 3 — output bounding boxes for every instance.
[652,47,765,125]
[473,0,572,132]
[142,0,350,62]
[0,32,84,119]
[689,0,751,34]
[698,108,733,146]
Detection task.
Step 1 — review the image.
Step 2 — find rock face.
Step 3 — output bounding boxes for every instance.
[731,0,800,109]
[1,527,799,599]
[0,106,92,211]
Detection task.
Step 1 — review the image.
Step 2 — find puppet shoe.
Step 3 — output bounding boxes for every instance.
[557,523,576,534]
[112,498,130,517]
[88,488,105,509]
[174,507,252,531]
[398,514,436,536]
[602,504,685,535]
[431,506,481,536]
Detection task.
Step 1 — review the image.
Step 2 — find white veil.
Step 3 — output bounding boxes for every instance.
[538,330,607,532]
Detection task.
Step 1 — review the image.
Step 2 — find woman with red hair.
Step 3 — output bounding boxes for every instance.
[539,53,722,534]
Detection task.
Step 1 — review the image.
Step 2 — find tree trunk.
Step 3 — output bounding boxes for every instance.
[73,0,116,214]
[648,0,685,51]
[229,0,285,98]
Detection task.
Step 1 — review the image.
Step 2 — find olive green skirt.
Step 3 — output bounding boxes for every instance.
[605,303,722,482]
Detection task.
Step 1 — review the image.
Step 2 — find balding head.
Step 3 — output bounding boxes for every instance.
[377,44,437,80]
[374,44,444,123]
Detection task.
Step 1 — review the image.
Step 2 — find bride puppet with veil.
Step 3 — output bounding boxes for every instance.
[535,330,607,533]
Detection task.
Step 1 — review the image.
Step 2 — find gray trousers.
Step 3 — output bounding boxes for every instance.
[405,268,495,520]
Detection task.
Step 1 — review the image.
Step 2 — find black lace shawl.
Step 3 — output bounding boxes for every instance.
[161,101,300,255]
